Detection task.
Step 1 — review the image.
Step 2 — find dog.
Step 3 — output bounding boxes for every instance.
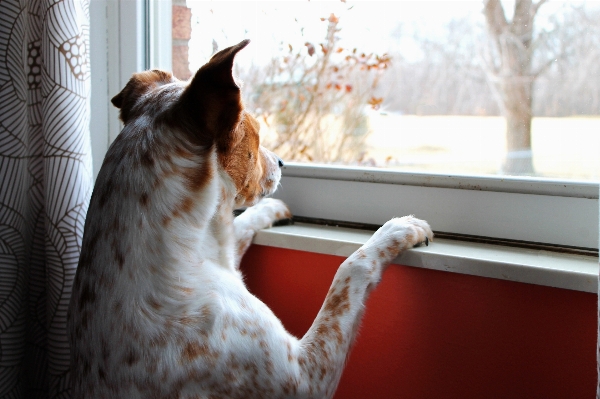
[68,39,433,399]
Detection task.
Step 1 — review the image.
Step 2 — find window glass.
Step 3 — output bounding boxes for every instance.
[174,1,600,182]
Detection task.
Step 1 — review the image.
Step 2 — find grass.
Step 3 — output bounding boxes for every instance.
[365,115,600,181]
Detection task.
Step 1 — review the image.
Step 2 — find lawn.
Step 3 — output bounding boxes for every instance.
[366,115,600,181]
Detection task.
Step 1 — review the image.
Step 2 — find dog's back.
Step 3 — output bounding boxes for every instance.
[68,40,291,398]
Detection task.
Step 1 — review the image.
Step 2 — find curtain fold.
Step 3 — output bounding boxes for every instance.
[0,0,92,397]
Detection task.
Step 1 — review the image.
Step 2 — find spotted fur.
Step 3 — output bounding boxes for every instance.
[68,39,433,399]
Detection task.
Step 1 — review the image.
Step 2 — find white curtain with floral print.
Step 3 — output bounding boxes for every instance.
[0,0,92,397]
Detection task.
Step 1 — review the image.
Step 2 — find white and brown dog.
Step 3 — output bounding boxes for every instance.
[68,40,433,399]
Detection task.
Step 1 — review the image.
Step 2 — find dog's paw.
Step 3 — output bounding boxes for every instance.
[358,215,433,267]
[383,215,433,248]
[251,198,292,225]
[236,198,292,232]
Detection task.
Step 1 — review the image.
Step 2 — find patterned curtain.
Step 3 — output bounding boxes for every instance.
[0,0,92,398]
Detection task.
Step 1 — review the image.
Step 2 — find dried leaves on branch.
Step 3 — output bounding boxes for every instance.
[242,13,391,164]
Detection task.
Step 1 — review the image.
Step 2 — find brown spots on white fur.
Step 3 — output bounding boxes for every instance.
[177,152,213,193]
[146,295,162,311]
[68,39,433,399]
[173,196,195,218]
[181,341,215,363]
[140,191,149,207]
[324,284,351,317]
[77,282,96,309]
[124,347,140,367]
[177,286,194,296]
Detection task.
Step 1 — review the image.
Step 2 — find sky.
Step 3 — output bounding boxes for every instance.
[186,1,481,69]
[185,0,596,70]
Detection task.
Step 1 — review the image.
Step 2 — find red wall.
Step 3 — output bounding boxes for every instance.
[241,245,597,399]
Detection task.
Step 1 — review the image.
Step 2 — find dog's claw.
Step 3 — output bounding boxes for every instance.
[425,236,429,246]
[273,217,293,227]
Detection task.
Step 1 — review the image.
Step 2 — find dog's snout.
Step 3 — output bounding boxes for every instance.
[277,157,284,168]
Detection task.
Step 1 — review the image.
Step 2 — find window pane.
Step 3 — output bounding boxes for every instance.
[172,1,600,181]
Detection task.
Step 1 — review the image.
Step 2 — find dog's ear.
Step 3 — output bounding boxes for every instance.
[179,39,250,152]
[111,92,124,109]
[112,70,174,123]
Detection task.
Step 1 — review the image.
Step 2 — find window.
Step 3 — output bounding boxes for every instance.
[89,0,599,251]
[181,1,600,182]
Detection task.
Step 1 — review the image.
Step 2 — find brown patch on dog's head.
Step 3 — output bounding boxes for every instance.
[218,112,277,206]
[111,70,176,124]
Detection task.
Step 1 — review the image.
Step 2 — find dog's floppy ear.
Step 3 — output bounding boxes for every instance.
[111,92,124,109]
[112,70,174,123]
[179,39,250,152]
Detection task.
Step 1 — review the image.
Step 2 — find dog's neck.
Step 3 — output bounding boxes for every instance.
[92,133,244,299]
[164,154,241,274]
[207,169,239,271]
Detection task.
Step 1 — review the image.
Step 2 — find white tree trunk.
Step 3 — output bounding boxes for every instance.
[483,0,545,175]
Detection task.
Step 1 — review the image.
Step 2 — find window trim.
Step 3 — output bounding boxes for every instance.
[89,0,171,180]
[252,223,598,293]
[280,163,599,199]
[89,2,599,251]
[273,163,598,250]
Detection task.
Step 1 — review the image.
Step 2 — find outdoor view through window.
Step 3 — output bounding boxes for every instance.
[173,1,600,181]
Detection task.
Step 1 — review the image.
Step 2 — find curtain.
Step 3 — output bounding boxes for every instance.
[0,0,92,397]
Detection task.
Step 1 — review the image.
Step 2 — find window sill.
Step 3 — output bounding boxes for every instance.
[252,223,599,294]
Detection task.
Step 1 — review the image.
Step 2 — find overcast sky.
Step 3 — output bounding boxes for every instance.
[186,1,596,69]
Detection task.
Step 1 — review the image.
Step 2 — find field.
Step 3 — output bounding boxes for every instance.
[365,115,600,181]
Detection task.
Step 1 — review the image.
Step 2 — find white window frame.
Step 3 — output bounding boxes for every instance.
[274,163,598,250]
[90,0,171,180]
[89,2,600,252]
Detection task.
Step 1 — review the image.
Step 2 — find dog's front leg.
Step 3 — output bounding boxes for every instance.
[296,216,433,398]
[233,198,291,268]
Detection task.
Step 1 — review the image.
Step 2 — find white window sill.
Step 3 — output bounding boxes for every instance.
[252,223,599,294]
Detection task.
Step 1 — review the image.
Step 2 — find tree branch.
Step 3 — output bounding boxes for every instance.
[512,0,533,26]
[532,0,549,17]
[532,55,560,79]
[483,0,508,37]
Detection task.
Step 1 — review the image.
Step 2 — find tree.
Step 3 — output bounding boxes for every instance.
[482,0,552,175]
[382,16,500,117]
[383,3,599,119]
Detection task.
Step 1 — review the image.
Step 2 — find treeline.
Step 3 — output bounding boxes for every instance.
[378,5,600,117]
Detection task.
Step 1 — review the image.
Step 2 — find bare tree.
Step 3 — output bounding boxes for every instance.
[482,0,553,175]
[382,16,501,117]
[533,6,600,117]
[383,4,599,119]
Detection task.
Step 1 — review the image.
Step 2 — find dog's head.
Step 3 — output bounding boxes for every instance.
[110,40,282,208]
